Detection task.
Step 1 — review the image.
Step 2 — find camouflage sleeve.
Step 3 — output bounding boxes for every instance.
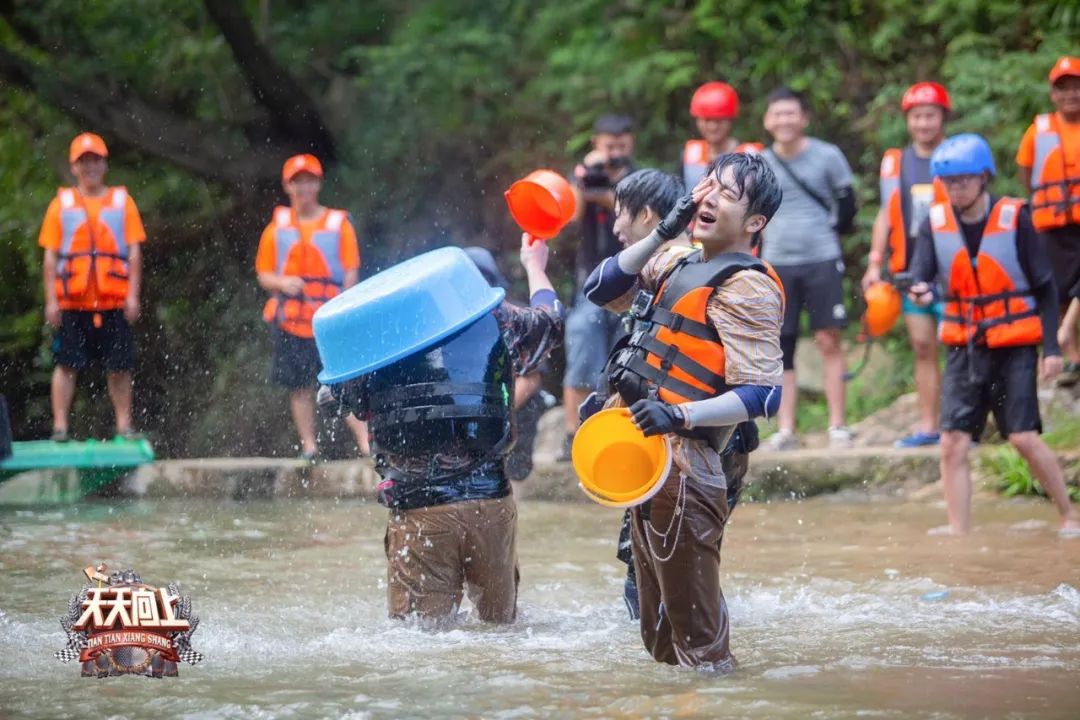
[496,303,565,376]
[706,270,784,385]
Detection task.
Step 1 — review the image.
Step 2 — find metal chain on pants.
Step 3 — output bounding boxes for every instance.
[644,473,688,563]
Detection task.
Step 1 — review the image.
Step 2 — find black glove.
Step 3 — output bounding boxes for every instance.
[655,192,698,241]
[629,399,685,437]
[578,391,605,422]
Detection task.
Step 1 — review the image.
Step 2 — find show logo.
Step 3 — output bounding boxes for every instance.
[55,564,203,678]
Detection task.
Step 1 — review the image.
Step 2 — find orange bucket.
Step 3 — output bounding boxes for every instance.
[504,170,577,240]
[863,281,902,338]
[572,408,671,508]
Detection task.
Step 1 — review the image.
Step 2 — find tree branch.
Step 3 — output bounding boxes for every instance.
[0,45,281,186]
[202,0,337,162]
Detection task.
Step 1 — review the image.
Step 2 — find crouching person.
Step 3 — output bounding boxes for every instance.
[315,235,563,623]
[584,153,785,672]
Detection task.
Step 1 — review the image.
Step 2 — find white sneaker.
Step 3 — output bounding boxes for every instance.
[828,426,855,448]
[765,429,799,451]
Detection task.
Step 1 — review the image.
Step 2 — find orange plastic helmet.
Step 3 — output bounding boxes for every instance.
[504,170,577,240]
[1049,56,1080,84]
[690,82,739,120]
[282,154,323,182]
[69,132,108,163]
[863,281,902,338]
[901,82,951,112]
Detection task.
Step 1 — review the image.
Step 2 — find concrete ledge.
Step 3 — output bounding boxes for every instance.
[1,445,1073,504]
[123,458,381,500]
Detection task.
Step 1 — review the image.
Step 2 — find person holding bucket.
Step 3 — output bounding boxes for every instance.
[582,153,785,673]
[585,168,770,621]
[314,235,564,624]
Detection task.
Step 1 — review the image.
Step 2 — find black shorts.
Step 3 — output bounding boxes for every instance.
[940,345,1041,440]
[775,258,849,338]
[52,310,135,372]
[1041,226,1080,306]
[269,328,322,390]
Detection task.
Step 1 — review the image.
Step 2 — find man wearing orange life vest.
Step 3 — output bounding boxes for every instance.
[256,154,367,460]
[863,82,951,448]
[584,154,785,672]
[908,134,1079,536]
[1016,56,1080,384]
[679,82,764,190]
[38,133,146,442]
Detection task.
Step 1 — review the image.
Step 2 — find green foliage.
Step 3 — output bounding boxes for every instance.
[1043,414,1080,451]
[981,445,1080,502]
[1,0,1078,455]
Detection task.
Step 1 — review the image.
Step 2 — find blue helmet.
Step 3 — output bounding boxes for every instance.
[930,133,996,178]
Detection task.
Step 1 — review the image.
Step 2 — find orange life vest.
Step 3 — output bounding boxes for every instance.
[1029,112,1080,231]
[608,250,785,440]
[931,197,1042,348]
[54,187,131,304]
[879,148,948,273]
[682,140,765,188]
[262,206,350,338]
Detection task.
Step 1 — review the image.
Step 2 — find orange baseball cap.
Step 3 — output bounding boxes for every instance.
[1049,56,1080,85]
[282,154,324,182]
[69,132,108,163]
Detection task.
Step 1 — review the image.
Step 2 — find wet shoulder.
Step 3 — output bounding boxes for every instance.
[642,244,698,290]
[711,268,785,315]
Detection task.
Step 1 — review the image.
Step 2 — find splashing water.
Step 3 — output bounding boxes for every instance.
[0,495,1078,718]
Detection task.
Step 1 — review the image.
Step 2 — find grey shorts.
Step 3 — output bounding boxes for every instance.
[563,295,625,390]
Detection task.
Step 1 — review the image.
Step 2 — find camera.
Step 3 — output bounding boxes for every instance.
[582,163,611,189]
[581,155,631,190]
[891,271,915,293]
[629,289,655,320]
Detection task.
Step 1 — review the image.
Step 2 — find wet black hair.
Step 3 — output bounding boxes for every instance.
[614,169,684,221]
[593,113,634,135]
[706,153,784,225]
[765,86,809,113]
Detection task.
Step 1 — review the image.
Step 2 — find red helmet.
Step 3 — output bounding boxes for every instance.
[901,82,951,112]
[690,82,739,119]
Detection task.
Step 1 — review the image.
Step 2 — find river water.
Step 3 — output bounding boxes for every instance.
[1,494,1078,718]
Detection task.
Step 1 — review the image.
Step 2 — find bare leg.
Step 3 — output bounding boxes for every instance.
[1008,431,1080,530]
[344,413,370,456]
[563,387,591,434]
[106,371,134,434]
[906,314,940,434]
[778,369,797,433]
[939,430,972,534]
[815,328,847,428]
[1061,304,1080,366]
[289,389,318,455]
[51,365,78,433]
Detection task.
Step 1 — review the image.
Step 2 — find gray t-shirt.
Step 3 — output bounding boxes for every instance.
[899,145,933,239]
[761,138,854,267]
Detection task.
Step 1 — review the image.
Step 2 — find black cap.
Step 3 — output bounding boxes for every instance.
[463,246,509,290]
[593,114,633,135]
